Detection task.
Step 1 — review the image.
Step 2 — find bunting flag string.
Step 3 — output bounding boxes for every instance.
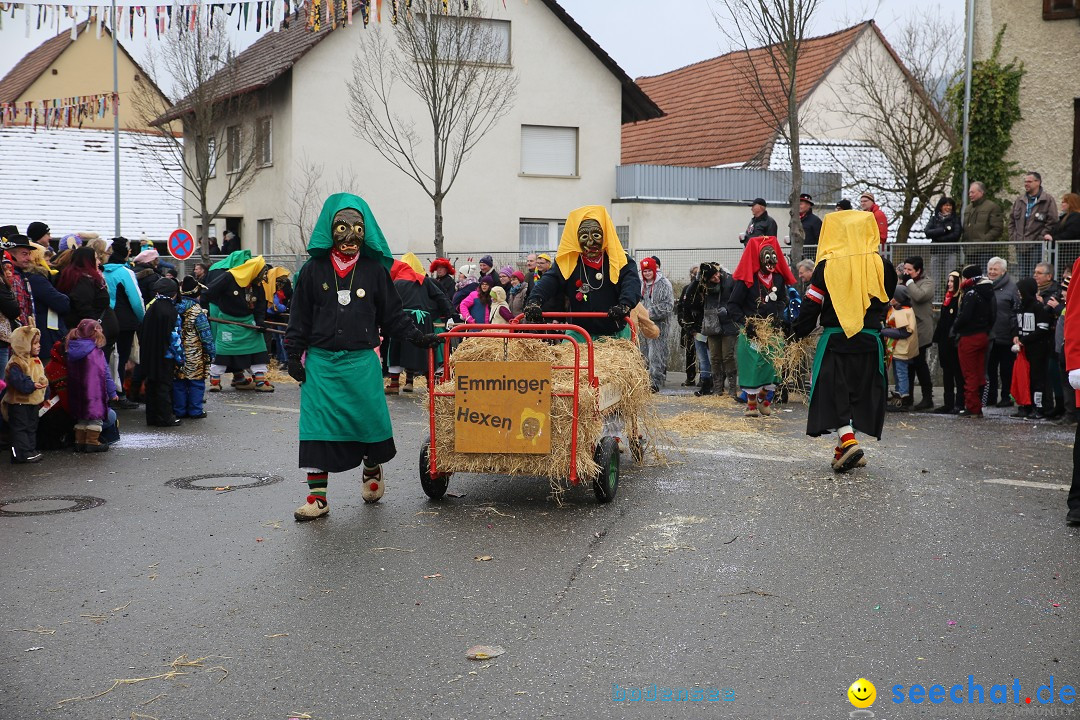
[0,0,480,40]
[0,92,118,130]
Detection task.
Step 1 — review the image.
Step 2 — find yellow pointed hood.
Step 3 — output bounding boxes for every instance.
[401,252,425,276]
[229,255,266,288]
[263,266,290,306]
[555,206,627,283]
[815,210,889,338]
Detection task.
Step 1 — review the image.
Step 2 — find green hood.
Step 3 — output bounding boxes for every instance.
[210,250,252,272]
[309,193,393,270]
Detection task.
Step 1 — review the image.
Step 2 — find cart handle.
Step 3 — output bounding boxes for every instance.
[511,311,637,344]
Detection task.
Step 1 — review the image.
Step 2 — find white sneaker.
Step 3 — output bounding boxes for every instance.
[294,496,329,521]
[362,465,385,503]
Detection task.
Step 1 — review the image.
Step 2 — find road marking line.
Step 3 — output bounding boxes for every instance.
[983,478,1069,491]
[654,445,798,462]
[223,403,300,413]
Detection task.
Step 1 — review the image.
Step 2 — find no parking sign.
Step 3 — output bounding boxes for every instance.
[168,228,195,260]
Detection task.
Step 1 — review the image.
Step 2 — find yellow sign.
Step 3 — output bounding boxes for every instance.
[454,361,552,454]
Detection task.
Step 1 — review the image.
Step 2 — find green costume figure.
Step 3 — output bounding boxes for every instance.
[285,194,438,521]
[204,250,273,391]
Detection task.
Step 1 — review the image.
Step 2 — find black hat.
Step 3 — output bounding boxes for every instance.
[799,193,814,205]
[154,277,179,296]
[961,264,981,279]
[180,275,205,297]
[0,231,37,250]
[26,222,50,242]
[749,198,768,207]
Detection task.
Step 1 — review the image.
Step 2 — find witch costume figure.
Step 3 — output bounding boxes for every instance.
[285,193,439,522]
[793,211,896,473]
[204,250,273,392]
[524,205,641,339]
[727,235,796,416]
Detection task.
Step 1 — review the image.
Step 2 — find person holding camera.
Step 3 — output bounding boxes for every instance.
[898,256,935,410]
[695,262,738,397]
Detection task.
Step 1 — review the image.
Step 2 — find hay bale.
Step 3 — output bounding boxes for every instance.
[425,335,657,489]
[430,380,602,483]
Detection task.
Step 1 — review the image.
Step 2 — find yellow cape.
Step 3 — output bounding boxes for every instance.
[400,252,425,276]
[815,211,888,338]
[229,255,266,288]
[263,266,290,306]
[555,206,627,284]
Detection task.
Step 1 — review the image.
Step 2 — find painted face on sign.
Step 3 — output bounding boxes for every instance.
[521,417,541,439]
[578,219,604,263]
[759,245,778,273]
[332,208,364,256]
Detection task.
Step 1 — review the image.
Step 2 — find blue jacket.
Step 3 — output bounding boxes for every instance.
[20,269,70,361]
[103,263,145,322]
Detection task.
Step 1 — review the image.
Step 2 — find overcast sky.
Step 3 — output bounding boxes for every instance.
[0,0,964,92]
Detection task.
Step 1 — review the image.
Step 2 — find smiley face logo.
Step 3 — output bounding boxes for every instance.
[847,678,876,708]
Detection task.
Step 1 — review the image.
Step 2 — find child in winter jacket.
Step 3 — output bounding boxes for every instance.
[1013,277,1054,419]
[174,276,215,419]
[3,326,47,463]
[66,319,117,452]
[882,284,919,411]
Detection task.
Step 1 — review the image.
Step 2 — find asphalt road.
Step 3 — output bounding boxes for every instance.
[1,378,1077,720]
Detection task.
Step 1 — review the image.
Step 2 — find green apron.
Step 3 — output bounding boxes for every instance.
[735,332,782,387]
[299,347,393,443]
[808,327,885,404]
[209,306,266,356]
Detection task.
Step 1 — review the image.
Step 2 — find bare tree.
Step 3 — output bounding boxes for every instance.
[715,0,823,262]
[346,0,518,257]
[822,16,960,242]
[279,154,362,254]
[131,16,264,262]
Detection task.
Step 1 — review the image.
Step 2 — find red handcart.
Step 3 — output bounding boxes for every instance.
[420,312,638,503]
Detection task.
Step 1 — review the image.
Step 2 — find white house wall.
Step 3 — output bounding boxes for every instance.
[613,200,767,255]
[191,0,624,257]
[974,1,1079,198]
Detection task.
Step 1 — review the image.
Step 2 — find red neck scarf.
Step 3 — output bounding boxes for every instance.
[582,255,604,271]
[331,248,360,279]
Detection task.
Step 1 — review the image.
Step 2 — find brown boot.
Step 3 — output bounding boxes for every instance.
[73,428,86,453]
[385,374,400,395]
[83,429,109,453]
[253,371,274,392]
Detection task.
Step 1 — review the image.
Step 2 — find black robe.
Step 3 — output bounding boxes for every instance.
[528,257,642,337]
[139,296,178,382]
[388,277,454,372]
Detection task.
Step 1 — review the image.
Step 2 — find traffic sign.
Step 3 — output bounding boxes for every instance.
[168,228,195,261]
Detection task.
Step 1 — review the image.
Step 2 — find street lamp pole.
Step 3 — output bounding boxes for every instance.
[960,0,975,219]
[112,0,121,238]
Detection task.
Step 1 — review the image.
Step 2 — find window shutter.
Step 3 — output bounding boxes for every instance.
[1043,0,1078,20]
[520,125,578,176]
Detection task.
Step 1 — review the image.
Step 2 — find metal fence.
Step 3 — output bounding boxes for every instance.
[170,242,1080,306]
[634,241,1077,305]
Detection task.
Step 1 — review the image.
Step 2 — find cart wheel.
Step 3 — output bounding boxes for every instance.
[420,439,450,500]
[592,436,620,503]
[629,436,646,464]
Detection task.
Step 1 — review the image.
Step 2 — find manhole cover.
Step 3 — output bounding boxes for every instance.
[0,495,106,517]
[166,472,284,492]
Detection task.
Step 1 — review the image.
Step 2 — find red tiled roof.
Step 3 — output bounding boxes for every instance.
[159,0,662,125]
[0,24,81,103]
[621,23,869,168]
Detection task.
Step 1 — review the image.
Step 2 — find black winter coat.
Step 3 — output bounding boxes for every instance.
[744,212,778,242]
[1049,212,1080,241]
[65,275,118,346]
[952,279,996,337]
[923,212,963,243]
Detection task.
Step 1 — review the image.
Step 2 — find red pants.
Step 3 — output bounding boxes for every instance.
[957,333,989,414]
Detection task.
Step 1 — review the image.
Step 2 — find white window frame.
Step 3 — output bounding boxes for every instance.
[206,137,217,178]
[258,219,273,255]
[256,116,272,167]
[226,125,241,174]
[520,125,579,178]
[519,219,564,252]
[419,15,511,66]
